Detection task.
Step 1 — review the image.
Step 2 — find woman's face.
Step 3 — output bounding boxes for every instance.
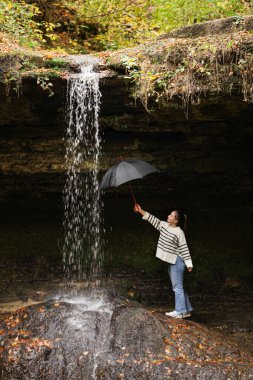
[167,211,178,225]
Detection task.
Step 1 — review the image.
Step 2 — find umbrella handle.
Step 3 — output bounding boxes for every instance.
[120,156,137,204]
[129,183,137,205]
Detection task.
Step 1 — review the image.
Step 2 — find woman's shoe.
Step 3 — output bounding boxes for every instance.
[182,312,192,318]
[165,310,183,318]
[165,310,192,318]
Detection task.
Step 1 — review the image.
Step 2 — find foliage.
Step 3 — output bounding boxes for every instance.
[1,1,252,100]
[0,0,43,47]
[36,76,54,97]
[78,0,154,51]
[1,0,253,52]
[152,0,253,32]
[105,29,253,114]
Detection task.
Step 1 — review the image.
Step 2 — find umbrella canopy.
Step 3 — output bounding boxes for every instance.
[100,160,159,190]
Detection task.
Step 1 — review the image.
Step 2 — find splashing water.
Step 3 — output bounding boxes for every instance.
[63,56,103,281]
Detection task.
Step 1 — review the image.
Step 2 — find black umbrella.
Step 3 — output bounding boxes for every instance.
[100,159,159,204]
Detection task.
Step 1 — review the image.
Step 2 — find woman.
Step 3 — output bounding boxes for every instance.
[134,204,193,319]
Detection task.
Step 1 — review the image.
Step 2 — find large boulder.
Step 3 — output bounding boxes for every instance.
[0,294,252,379]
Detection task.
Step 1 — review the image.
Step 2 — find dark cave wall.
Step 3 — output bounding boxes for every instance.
[0,76,252,201]
[0,75,253,285]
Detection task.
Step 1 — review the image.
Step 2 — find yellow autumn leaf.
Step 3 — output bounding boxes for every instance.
[11,341,21,347]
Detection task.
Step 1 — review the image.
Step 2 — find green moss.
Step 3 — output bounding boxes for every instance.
[44,58,69,70]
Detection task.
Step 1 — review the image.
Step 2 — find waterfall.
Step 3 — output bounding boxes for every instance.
[63,56,103,281]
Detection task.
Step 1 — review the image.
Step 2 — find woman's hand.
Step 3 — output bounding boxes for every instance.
[134,204,142,213]
[134,203,146,216]
[188,267,193,272]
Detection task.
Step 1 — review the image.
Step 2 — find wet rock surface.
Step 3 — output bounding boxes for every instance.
[0,293,252,380]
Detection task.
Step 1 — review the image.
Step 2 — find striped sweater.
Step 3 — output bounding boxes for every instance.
[143,212,193,268]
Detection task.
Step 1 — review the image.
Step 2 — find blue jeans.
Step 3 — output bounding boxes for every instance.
[168,256,193,314]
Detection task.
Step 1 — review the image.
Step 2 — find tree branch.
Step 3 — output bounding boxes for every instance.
[82,0,147,20]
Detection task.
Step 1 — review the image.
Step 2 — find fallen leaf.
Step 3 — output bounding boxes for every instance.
[18,330,31,337]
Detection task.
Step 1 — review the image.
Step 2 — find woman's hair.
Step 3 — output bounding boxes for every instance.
[174,209,188,232]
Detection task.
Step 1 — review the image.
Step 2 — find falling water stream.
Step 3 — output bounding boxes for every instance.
[63,56,103,281]
[61,56,113,379]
